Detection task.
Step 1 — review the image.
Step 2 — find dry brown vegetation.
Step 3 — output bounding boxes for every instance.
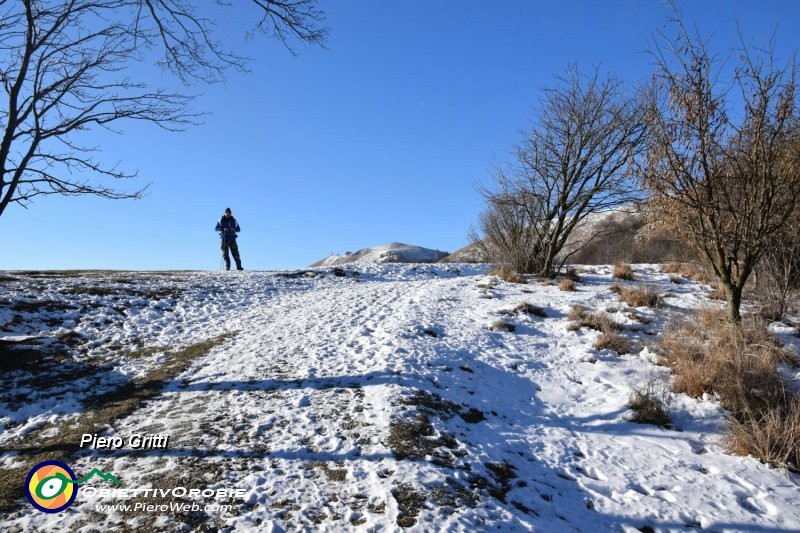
[489,320,516,333]
[512,302,547,318]
[559,278,576,292]
[567,305,627,352]
[726,399,800,470]
[661,262,712,283]
[595,329,629,354]
[629,375,672,427]
[489,266,526,284]
[657,309,799,469]
[709,284,727,301]
[613,261,634,280]
[619,285,660,308]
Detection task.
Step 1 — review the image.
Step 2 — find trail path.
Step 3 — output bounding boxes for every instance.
[2,265,798,531]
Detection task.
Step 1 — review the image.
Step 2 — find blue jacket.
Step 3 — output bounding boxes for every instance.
[215,216,240,240]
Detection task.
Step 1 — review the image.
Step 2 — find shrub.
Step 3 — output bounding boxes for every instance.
[657,311,800,468]
[659,312,795,413]
[595,329,629,354]
[568,304,621,335]
[609,282,624,294]
[726,399,800,471]
[619,285,660,308]
[559,278,575,292]
[489,266,525,284]
[613,261,634,280]
[567,304,586,322]
[629,375,672,427]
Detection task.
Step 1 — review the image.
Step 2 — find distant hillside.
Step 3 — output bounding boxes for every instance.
[563,205,693,264]
[437,242,489,264]
[310,242,449,267]
[440,205,693,266]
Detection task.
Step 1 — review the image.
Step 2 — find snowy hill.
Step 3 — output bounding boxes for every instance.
[437,241,488,263]
[310,242,449,267]
[1,265,798,531]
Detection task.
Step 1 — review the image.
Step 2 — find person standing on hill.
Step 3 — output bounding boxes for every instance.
[215,207,243,270]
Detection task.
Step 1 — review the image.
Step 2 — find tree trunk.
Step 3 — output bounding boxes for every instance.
[726,284,743,323]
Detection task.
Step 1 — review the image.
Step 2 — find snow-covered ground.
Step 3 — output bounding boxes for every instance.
[1,264,798,531]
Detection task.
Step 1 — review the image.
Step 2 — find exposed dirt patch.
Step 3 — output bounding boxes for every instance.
[485,461,517,503]
[0,332,237,514]
[392,483,426,528]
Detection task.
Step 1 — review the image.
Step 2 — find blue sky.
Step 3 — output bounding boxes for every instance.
[2,1,798,270]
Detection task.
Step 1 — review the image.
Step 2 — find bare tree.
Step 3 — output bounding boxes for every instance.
[643,14,800,322]
[475,66,646,277]
[0,0,326,217]
[751,213,800,321]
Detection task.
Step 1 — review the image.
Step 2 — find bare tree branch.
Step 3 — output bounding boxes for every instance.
[476,66,646,277]
[0,0,327,216]
[642,4,800,321]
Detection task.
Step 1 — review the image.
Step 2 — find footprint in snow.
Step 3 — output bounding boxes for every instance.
[736,491,778,516]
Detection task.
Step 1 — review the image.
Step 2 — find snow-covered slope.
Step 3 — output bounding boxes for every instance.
[310,242,449,267]
[1,266,798,531]
[438,241,488,263]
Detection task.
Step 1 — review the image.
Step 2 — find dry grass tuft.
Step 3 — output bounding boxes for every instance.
[609,282,624,294]
[489,320,515,332]
[489,266,526,284]
[657,310,800,469]
[567,304,586,322]
[669,275,683,284]
[595,329,629,354]
[619,285,661,308]
[513,302,547,317]
[660,316,791,412]
[726,399,800,470]
[662,262,712,283]
[629,375,672,428]
[661,261,682,274]
[568,304,622,341]
[613,261,634,280]
[559,278,576,292]
[709,283,727,301]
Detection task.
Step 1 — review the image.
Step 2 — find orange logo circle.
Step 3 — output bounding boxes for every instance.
[25,461,78,513]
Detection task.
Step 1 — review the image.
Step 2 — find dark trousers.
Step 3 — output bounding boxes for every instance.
[221,239,242,270]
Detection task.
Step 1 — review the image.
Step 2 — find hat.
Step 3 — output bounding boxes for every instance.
[224,207,232,214]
